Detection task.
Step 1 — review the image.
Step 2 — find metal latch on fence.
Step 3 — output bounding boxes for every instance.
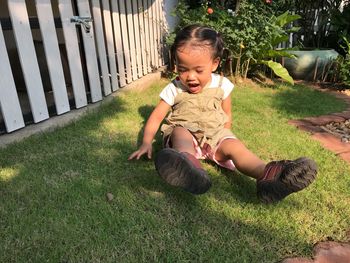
[70,16,93,33]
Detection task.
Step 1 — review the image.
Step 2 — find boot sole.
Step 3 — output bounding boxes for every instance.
[154,148,211,194]
[257,157,317,203]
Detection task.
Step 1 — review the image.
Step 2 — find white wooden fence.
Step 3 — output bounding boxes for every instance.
[0,0,167,134]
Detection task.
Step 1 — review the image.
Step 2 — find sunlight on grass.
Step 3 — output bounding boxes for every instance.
[98,117,143,136]
[0,79,349,262]
[139,187,166,199]
[0,167,19,182]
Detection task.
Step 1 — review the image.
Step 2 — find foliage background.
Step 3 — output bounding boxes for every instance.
[168,0,350,86]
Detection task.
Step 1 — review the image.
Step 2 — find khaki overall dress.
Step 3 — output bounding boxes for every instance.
[161,77,235,150]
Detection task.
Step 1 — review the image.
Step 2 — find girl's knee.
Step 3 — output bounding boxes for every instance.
[170,127,195,152]
[215,138,246,161]
[171,127,192,140]
[219,138,244,150]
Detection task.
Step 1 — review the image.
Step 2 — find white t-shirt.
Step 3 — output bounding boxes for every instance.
[159,73,234,106]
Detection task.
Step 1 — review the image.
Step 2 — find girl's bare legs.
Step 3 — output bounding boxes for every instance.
[215,138,266,180]
[215,138,317,203]
[169,127,196,155]
[168,126,204,170]
[169,130,266,180]
[154,126,211,194]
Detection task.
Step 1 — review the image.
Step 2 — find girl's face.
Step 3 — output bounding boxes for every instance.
[175,44,220,94]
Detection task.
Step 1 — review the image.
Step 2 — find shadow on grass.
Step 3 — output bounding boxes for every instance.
[216,166,258,203]
[267,83,347,118]
[0,94,311,262]
[136,105,156,148]
[109,169,310,261]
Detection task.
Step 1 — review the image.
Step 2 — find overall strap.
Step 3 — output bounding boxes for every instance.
[218,75,224,88]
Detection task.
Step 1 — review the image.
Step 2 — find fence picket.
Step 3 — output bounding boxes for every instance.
[156,0,163,66]
[0,24,25,132]
[132,1,143,78]
[147,0,155,70]
[143,0,152,72]
[77,0,102,103]
[110,1,126,87]
[8,0,49,123]
[125,1,138,81]
[155,0,160,66]
[100,0,119,92]
[138,0,148,75]
[91,0,112,95]
[152,0,159,68]
[58,0,87,108]
[35,0,70,115]
[118,0,132,83]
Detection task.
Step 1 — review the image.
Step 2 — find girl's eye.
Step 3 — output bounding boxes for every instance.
[177,69,187,73]
[196,70,203,73]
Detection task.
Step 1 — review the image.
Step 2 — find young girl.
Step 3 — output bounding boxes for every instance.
[128,24,317,203]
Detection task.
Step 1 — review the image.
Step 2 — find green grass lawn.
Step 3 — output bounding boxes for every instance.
[1,79,349,262]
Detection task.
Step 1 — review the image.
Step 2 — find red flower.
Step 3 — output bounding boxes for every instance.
[265,0,272,4]
[207,7,214,14]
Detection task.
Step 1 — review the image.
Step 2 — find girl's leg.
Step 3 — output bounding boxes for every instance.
[155,127,211,194]
[215,138,266,180]
[215,138,317,203]
[169,126,197,155]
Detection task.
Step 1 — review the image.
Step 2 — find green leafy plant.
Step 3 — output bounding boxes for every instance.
[328,2,350,55]
[338,36,350,86]
[169,0,300,84]
[271,0,346,48]
[252,11,301,85]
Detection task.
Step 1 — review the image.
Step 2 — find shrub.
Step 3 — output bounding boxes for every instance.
[338,36,350,86]
[169,0,300,84]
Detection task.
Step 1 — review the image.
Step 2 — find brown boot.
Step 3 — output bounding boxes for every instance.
[257,157,317,203]
[155,148,212,194]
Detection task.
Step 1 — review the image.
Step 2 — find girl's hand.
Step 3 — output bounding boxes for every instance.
[128,143,153,160]
[128,99,170,161]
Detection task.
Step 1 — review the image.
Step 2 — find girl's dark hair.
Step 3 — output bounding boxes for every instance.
[171,24,224,60]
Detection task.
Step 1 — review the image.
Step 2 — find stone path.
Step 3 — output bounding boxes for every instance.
[288,83,350,163]
[282,241,350,263]
[284,82,350,262]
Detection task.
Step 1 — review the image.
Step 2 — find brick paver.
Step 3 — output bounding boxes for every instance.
[288,82,350,164]
[285,82,350,263]
[282,241,350,263]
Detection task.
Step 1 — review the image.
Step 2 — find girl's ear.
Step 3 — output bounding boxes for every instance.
[212,57,220,71]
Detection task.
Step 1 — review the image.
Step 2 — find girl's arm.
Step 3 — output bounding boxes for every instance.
[222,95,232,129]
[128,99,170,160]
